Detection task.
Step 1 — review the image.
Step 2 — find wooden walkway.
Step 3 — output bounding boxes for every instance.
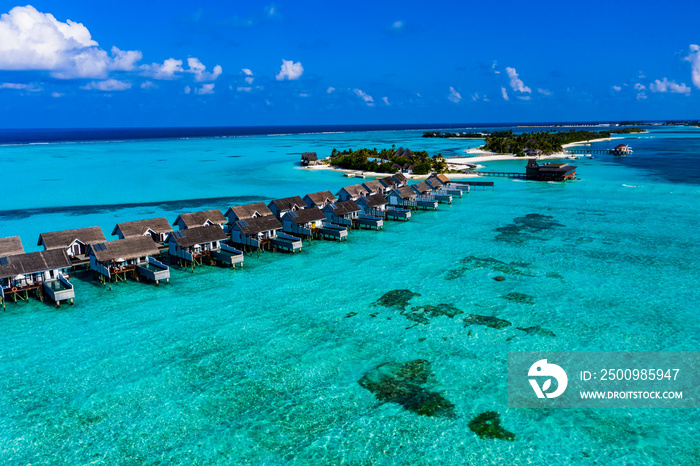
[474,171,527,179]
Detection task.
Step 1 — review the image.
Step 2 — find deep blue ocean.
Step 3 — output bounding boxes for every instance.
[0,124,698,464]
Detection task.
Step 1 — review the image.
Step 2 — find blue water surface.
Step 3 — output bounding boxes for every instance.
[0,126,698,464]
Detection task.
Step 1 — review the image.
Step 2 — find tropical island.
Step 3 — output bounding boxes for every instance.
[328,146,448,174]
[422,131,487,139]
[480,128,645,155]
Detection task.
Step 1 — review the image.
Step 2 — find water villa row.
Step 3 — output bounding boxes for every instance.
[0,174,469,309]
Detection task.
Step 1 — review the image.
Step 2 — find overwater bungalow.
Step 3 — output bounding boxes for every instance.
[379,175,398,192]
[362,180,385,195]
[303,190,338,209]
[356,193,388,217]
[88,236,169,286]
[391,173,409,187]
[427,174,464,197]
[525,159,577,181]
[322,200,361,227]
[411,181,433,195]
[609,144,632,156]
[0,236,24,256]
[168,224,240,268]
[281,207,327,237]
[0,249,74,308]
[413,181,452,204]
[172,209,226,231]
[37,226,107,263]
[336,184,368,201]
[224,202,274,232]
[230,215,283,249]
[301,152,319,166]
[387,186,418,209]
[112,217,173,245]
[268,196,307,219]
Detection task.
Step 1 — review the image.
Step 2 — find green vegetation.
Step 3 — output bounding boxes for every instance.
[422,131,486,138]
[610,127,645,134]
[482,128,645,154]
[329,146,448,174]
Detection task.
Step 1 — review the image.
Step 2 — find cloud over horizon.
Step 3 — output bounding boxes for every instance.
[276,59,303,80]
[506,67,531,94]
[0,6,142,79]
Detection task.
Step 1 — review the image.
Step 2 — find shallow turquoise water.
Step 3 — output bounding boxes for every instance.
[1,128,699,464]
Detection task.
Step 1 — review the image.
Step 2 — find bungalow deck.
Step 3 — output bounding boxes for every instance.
[42,274,75,306]
[316,223,348,241]
[354,214,383,230]
[385,206,411,221]
[211,243,245,268]
[271,233,303,253]
[136,257,171,284]
[433,192,453,204]
[416,197,438,210]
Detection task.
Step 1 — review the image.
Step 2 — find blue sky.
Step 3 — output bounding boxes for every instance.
[1,1,700,127]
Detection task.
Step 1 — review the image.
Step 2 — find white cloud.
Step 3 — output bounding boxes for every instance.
[649,78,691,94]
[612,85,622,92]
[142,58,184,79]
[634,83,646,90]
[81,79,131,91]
[276,59,303,80]
[353,88,374,106]
[387,20,405,34]
[299,93,309,97]
[110,47,142,71]
[505,67,531,93]
[517,96,531,101]
[501,86,509,101]
[685,44,700,89]
[242,68,253,76]
[195,83,215,95]
[537,88,552,96]
[184,85,191,94]
[140,81,155,89]
[0,6,141,79]
[0,82,32,90]
[51,91,64,97]
[327,86,335,94]
[237,86,252,92]
[382,96,390,105]
[187,57,222,82]
[492,61,500,74]
[448,86,461,103]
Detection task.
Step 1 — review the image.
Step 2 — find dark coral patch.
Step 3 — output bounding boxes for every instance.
[516,325,556,337]
[495,213,564,244]
[374,289,421,310]
[402,303,463,325]
[502,292,535,305]
[359,360,456,418]
[445,256,532,281]
[468,411,515,440]
[463,314,512,330]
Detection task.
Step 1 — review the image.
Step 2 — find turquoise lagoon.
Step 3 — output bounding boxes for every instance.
[0,127,699,464]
